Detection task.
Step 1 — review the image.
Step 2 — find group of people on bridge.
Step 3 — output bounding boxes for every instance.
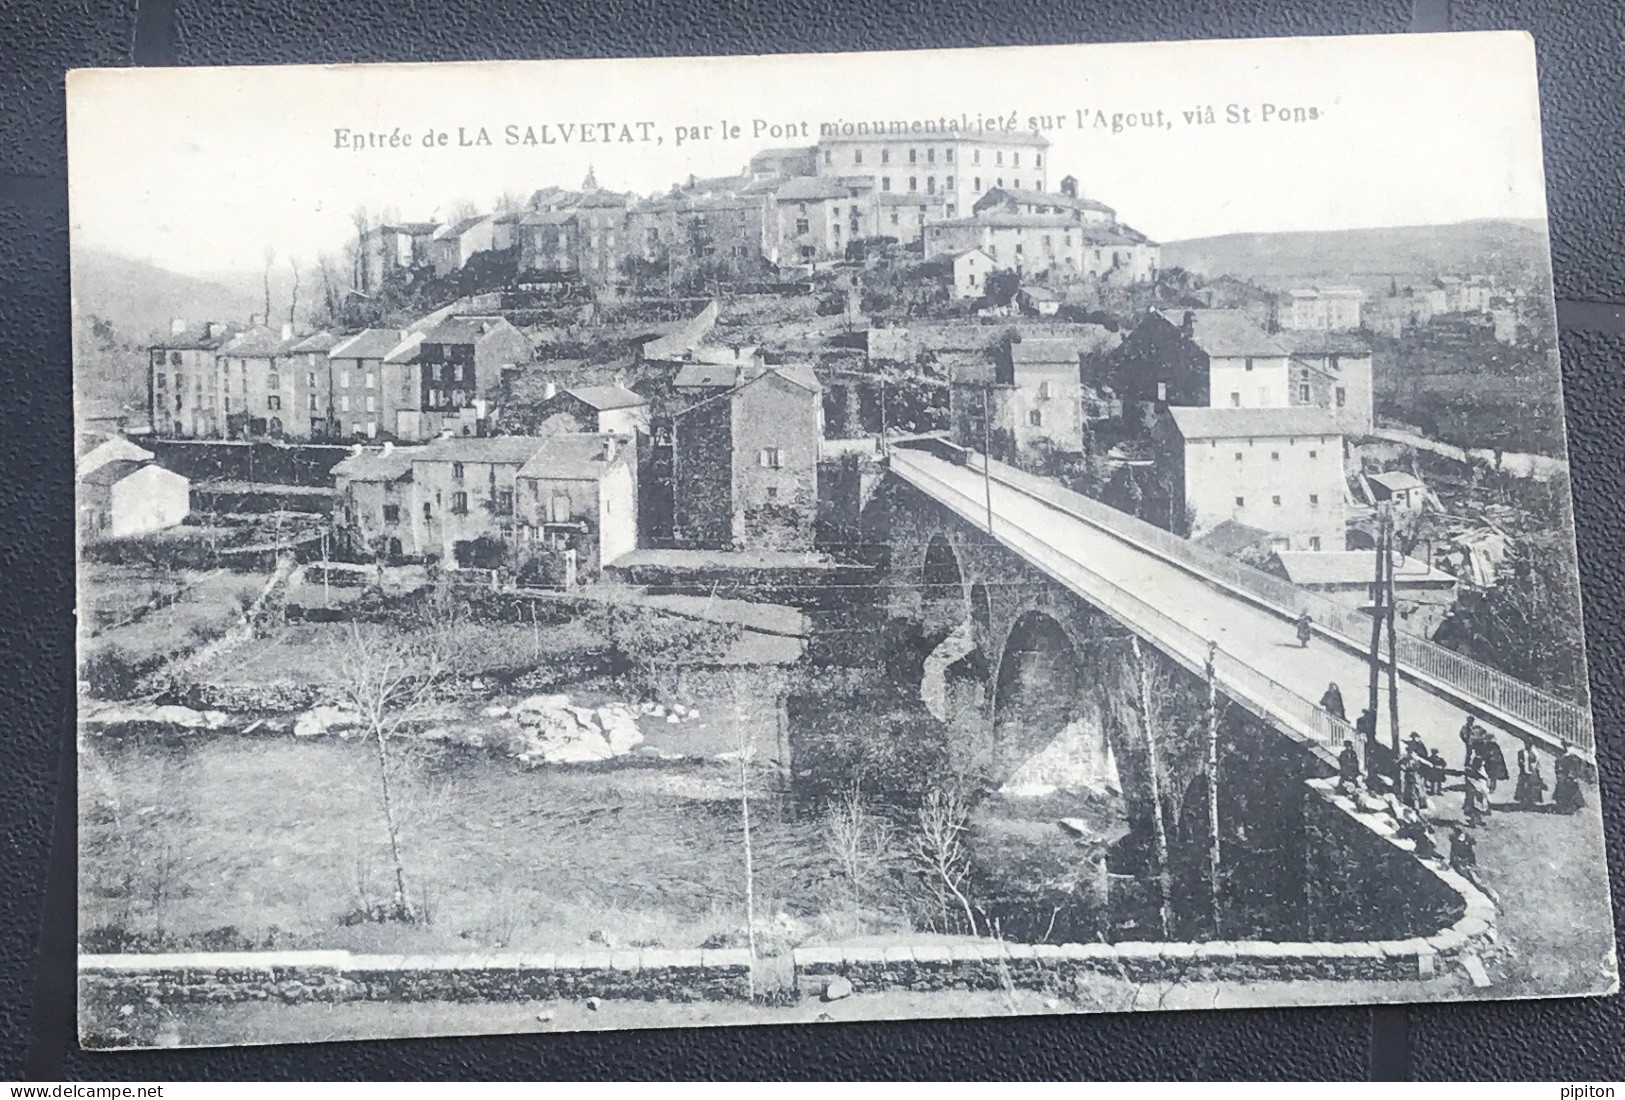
[1323,681,1587,890]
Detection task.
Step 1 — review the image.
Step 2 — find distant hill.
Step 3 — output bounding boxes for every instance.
[72,248,299,342]
[1162,219,1551,296]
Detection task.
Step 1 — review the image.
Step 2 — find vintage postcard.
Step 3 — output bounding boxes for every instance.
[69,30,1615,1049]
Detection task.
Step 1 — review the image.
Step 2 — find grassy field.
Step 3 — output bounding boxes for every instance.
[78,565,270,696]
[79,729,859,957]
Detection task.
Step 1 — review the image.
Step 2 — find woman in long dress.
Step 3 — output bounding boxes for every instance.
[1552,748,1585,814]
[1475,729,1509,793]
[1463,756,1491,825]
[1513,738,1546,808]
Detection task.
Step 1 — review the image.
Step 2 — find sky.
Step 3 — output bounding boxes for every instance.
[66,31,1550,275]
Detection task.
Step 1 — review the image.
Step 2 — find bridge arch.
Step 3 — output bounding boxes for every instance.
[989,610,1101,784]
[919,532,969,643]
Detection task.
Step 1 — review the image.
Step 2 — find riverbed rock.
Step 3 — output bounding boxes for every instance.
[598,706,644,754]
[481,704,510,718]
[823,976,853,1002]
[541,727,614,764]
[515,692,571,716]
[294,705,362,738]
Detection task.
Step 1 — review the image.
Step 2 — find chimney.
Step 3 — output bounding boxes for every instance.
[1181,310,1196,338]
[602,436,618,463]
[350,443,363,455]
[1060,175,1078,199]
[281,322,294,341]
[381,441,394,453]
[169,317,187,336]
[543,381,558,400]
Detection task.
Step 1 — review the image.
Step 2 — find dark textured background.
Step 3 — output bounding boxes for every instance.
[2,0,1621,1081]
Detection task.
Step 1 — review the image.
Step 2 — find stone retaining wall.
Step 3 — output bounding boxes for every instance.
[792,778,1497,995]
[80,947,754,1007]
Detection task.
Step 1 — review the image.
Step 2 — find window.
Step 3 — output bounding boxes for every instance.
[1229,392,1241,407]
[423,502,433,521]
[340,372,350,389]
[169,351,182,366]
[974,176,981,191]
[1012,152,1021,167]
[1038,381,1052,399]
[1298,384,1311,403]
[890,212,900,226]
[308,394,318,410]
[1244,358,1254,372]
[267,395,282,411]
[1309,536,1322,551]
[1336,386,1347,408]
[268,372,280,389]
[823,150,832,166]
[224,398,231,412]
[908,177,917,192]
[1233,452,1243,462]
[1235,496,1245,507]
[766,487,779,500]
[366,371,376,388]
[1028,408,1043,426]
[881,177,891,192]
[494,489,514,516]
[927,149,936,163]
[758,447,782,469]
[1309,493,1320,506]
[306,371,316,387]
[908,148,917,164]
[383,504,400,523]
[854,149,864,165]
[451,365,463,383]
[549,493,570,523]
[1272,495,1282,506]
[945,175,954,190]
[156,373,167,388]
[926,177,936,194]
[795,218,810,235]
[880,149,890,165]
[365,395,376,412]
[1156,381,1168,401]
[452,490,469,514]
[340,395,350,412]
[452,462,465,480]
[996,151,1004,166]
[1036,153,1043,168]
[1270,450,1280,461]
[1308,449,1319,459]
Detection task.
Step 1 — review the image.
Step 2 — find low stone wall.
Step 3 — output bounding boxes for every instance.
[793,777,1496,995]
[80,947,755,1007]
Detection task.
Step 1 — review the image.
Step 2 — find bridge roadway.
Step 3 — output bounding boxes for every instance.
[888,447,1577,778]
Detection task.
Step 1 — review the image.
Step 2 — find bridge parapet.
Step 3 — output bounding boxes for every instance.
[924,450,1594,760]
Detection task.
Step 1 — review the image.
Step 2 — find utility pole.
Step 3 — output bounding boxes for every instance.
[1384,516,1402,767]
[1366,509,1389,769]
[1203,639,1222,939]
[1130,636,1173,941]
[980,382,995,534]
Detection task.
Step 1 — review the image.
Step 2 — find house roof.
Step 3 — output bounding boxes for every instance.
[419,316,512,345]
[820,129,1049,147]
[331,447,416,482]
[673,363,740,388]
[78,458,150,487]
[1021,285,1059,301]
[434,215,490,239]
[1286,285,1364,299]
[219,326,289,358]
[382,332,425,364]
[521,210,576,226]
[517,433,629,481]
[976,186,1115,215]
[1153,309,1289,358]
[774,177,854,202]
[287,331,340,354]
[1011,337,1088,364]
[1275,550,1453,587]
[559,383,648,411]
[412,435,550,466]
[330,328,407,360]
[875,192,947,207]
[766,364,821,393]
[78,435,155,477]
[151,322,241,350]
[1272,329,1373,356]
[1369,470,1427,493]
[1166,405,1342,441]
[1194,519,1275,557]
[385,221,440,235]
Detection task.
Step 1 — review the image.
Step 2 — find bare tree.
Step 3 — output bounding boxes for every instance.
[330,622,444,921]
[316,253,342,325]
[911,784,978,936]
[824,785,897,932]
[493,189,526,215]
[287,256,301,330]
[261,246,276,326]
[726,668,759,997]
[350,206,372,292]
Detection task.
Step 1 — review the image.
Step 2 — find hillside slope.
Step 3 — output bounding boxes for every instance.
[1162,219,1550,294]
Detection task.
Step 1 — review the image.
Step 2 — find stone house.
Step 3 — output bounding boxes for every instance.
[536,384,650,436]
[148,319,240,439]
[412,316,532,438]
[408,435,550,567]
[514,432,638,584]
[327,328,406,441]
[331,443,418,560]
[78,459,190,541]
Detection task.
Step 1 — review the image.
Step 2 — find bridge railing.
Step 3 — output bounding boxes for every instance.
[915,450,1594,756]
[897,459,1357,759]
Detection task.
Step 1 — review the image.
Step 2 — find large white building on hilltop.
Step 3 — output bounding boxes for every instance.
[814,128,1051,220]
